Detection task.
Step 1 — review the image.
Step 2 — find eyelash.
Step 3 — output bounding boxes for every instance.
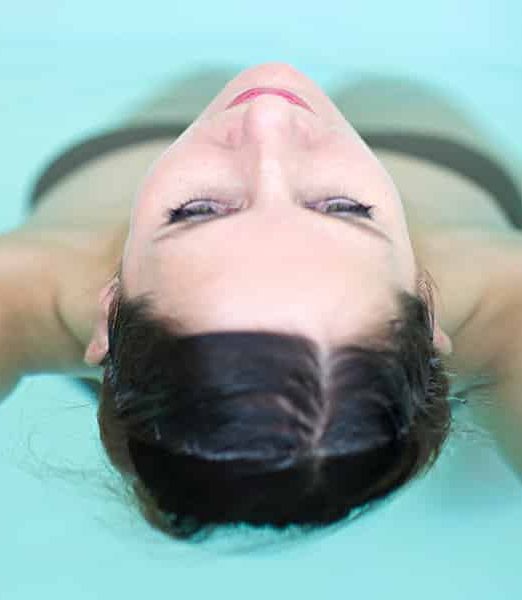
[166,196,375,224]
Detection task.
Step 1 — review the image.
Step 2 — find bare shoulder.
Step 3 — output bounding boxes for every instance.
[418,226,522,385]
[461,243,522,476]
[0,228,112,382]
[477,230,522,375]
[423,228,522,478]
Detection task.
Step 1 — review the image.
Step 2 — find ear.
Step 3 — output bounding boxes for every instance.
[432,316,453,356]
[84,278,118,366]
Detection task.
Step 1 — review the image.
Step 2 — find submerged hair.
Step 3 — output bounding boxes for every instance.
[97,269,451,541]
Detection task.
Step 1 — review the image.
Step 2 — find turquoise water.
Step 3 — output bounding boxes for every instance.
[1,2,522,598]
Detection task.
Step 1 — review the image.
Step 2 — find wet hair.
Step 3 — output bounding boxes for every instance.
[97,268,451,541]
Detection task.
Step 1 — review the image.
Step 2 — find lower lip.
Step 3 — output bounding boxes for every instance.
[226,87,314,113]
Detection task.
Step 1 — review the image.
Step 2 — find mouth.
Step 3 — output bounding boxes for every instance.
[225,87,315,113]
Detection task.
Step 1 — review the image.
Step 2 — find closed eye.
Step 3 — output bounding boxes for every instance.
[165,196,375,225]
[155,199,392,246]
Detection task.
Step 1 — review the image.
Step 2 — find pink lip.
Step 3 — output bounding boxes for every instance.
[226,87,315,113]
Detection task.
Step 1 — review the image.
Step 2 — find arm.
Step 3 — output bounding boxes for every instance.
[0,232,102,402]
[466,241,522,478]
[0,305,24,401]
[478,371,522,479]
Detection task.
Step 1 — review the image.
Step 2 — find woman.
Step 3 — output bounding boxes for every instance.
[2,62,522,540]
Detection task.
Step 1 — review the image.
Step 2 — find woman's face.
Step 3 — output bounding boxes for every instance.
[86,63,452,365]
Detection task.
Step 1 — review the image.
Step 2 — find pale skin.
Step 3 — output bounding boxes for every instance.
[85,63,452,367]
[2,63,522,460]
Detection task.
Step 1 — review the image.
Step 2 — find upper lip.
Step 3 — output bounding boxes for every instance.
[226,87,315,113]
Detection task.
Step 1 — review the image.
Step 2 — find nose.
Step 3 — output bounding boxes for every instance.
[239,93,313,150]
[235,95,317,209]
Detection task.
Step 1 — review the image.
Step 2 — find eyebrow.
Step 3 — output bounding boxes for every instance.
[153,211,393,245]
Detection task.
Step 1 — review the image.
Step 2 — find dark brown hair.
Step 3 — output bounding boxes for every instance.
[97,268,451,541]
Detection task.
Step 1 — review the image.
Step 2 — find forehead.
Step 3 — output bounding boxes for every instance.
[144,220,399,340]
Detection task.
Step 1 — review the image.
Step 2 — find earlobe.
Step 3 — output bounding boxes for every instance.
[83,278,118,366]
[433,319,453,356]
[84,338,107,367]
